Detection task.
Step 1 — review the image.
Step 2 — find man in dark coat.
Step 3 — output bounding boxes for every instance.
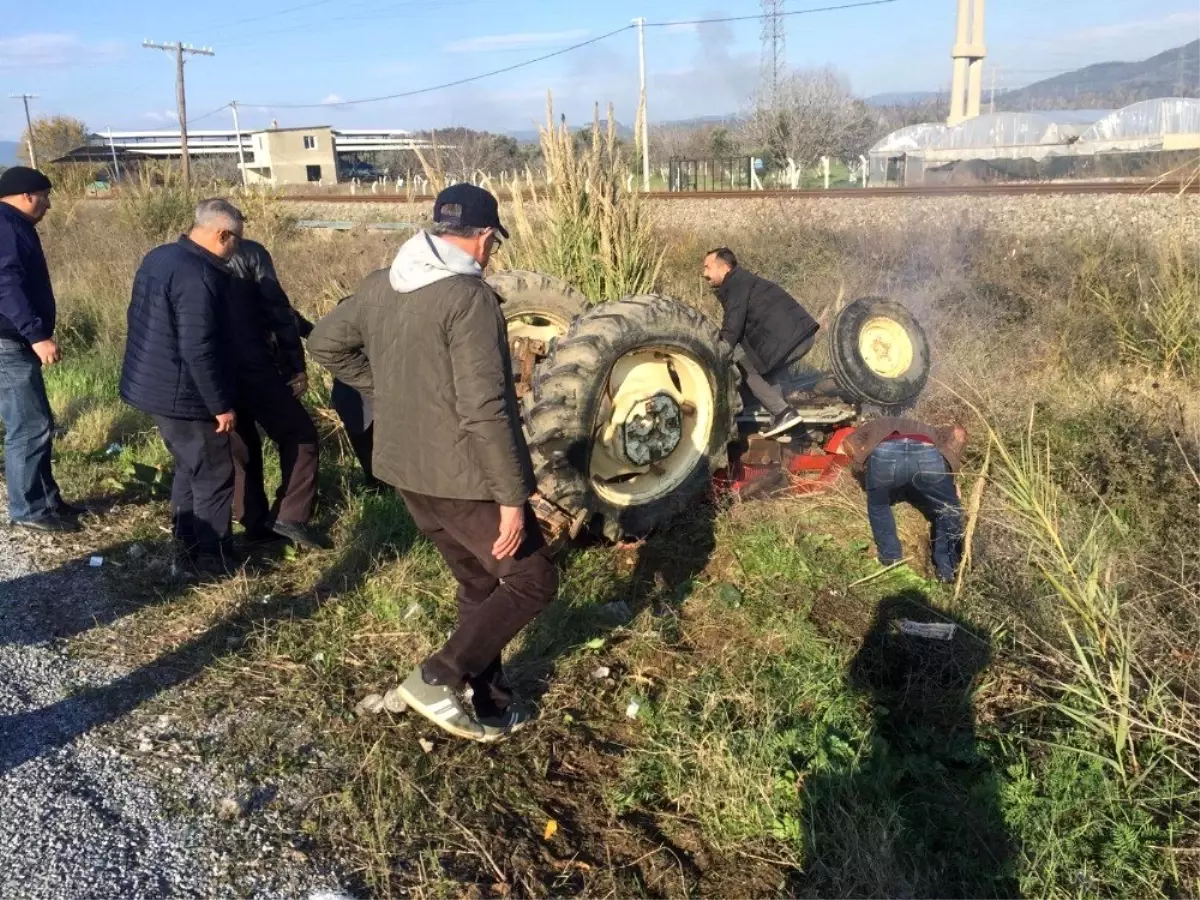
[293,306,381,491]
[0,166,84,533]
[120,199,243,573]
[702,247,820,438]
[225,239,327,550]
[308,184,557,743]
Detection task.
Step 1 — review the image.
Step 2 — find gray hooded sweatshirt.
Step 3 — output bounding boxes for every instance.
[307,228,534,505]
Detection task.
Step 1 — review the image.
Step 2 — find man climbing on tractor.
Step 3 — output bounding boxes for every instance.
[702,247,820,439]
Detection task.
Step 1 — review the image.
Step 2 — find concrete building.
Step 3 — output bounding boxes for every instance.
[241,125,337,186]
[75,127,431,169]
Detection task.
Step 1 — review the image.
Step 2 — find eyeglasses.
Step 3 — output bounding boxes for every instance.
[220,229,243,244]
[489,231,504,251]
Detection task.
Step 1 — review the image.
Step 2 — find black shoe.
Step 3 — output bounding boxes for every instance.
[761,408,804,439]
[12,513,82,534]
[272,520,333,551]
[192,546,245,578]
[55,501,88,518]
[478,704,534,743]
[243,526,286,545]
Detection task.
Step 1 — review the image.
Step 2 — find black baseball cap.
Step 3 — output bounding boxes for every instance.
[433,183,508,239]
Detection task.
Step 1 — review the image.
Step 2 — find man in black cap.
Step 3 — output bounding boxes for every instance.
[0,166,84,533]
[309,184,558,743]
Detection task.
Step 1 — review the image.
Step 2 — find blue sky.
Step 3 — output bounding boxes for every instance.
[1,0,1197,139]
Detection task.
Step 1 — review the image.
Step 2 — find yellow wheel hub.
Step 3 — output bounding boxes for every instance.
[858,316,914,379]
[590,349,715,508]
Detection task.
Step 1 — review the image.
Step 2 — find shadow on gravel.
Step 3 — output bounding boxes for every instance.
[0,514,413,778]
[790,590,1019,899]
[0,542,189,647]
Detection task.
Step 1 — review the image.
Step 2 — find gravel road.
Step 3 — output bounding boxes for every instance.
[0,525,353,900]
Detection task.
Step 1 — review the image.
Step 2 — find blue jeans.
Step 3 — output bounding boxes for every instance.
[0,338,62,523]
[865,439,963,580]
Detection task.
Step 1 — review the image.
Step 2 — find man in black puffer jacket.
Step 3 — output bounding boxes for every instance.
[702,247,819,439]
[120,199,243,573]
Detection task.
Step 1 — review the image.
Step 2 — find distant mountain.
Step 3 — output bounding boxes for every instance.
[1001,40,1199,109]
[0,141,19,167]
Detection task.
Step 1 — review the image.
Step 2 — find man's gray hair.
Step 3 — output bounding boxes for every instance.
[194,198,244,230]
[429,222,488,239]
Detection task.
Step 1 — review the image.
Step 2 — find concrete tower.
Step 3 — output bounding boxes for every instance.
[948,0,986,125]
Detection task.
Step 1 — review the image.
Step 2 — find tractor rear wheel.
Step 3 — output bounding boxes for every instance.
[487,270,589,345]
[524,295,738,540]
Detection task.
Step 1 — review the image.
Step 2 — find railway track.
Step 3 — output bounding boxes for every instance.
[278,179,1196,204]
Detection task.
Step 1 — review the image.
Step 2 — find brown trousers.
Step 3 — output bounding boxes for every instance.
[399,490,558,715]
[231,376,320,532]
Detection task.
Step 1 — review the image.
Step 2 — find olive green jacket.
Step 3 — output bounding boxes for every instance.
[308,266,535,506]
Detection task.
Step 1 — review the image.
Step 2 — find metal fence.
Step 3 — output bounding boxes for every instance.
[668,157,754,192]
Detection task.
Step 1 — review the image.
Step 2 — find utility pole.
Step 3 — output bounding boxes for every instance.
[142,40,215,185]
[107,127,122,181]
[230,101,248,189]
[9,94,38,168]
[634,18,650,192]
[989,64,997,114]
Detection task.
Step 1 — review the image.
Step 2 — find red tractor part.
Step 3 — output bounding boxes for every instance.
[714,426,856,498]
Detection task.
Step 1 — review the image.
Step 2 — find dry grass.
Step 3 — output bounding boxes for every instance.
[23,194,1200,899]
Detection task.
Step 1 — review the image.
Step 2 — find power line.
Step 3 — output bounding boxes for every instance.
[239,24,635,109]
[236,0,899,110]
[216,0,486,50]
[187,103,233,126]
[643,0,899,28]
[193,0,340,38]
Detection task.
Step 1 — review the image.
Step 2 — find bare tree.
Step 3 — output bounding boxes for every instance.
[741,67,876,166]
[20,115,88,166]
[417,128,527,180]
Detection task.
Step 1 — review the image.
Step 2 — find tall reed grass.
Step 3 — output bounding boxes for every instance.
[983,408,1199,788]
[500,96,663,302]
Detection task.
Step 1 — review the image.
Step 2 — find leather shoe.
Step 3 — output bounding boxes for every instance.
[12,514,82,534]
[243,527,286,545]
[272,520,333,551]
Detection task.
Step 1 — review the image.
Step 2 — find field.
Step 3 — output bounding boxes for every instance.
[18,175,1200,898]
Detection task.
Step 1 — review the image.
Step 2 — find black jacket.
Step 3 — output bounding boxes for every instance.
[225,239,306,380]
[120,236,235,420]
[0,202,55,345]
[717,266,819,372]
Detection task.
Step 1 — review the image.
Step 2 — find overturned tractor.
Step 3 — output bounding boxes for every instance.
[486,271,931,543]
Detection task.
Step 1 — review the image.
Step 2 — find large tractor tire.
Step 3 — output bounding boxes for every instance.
[828,297,931,408]
[525,295,739,540]
[487,270,589,345]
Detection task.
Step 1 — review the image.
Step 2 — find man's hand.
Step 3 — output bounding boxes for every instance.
[289,372,308,398]
[214,411,237,434]
[492,504,526,560]
[31,339,61,367]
